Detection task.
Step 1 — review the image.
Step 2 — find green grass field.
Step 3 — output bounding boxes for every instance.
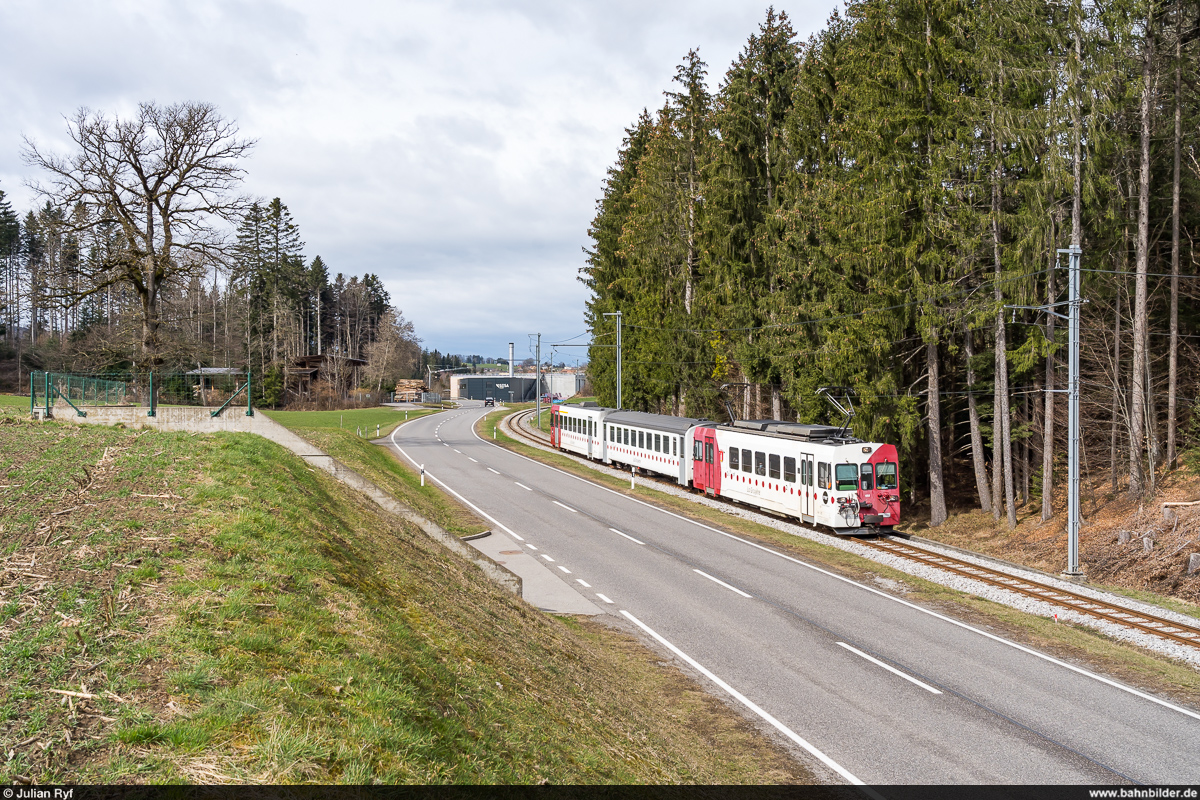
[0,393,30,409]
[263,407,424,437]
[0,409,811,784]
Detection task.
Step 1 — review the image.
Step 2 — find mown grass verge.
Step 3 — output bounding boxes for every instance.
[0,404,812,784]
[264,408,488,538]
[478,407,1200,708]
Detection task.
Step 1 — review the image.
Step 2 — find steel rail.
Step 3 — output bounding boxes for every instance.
[500,406,1200,653]
[854,537,1200,651]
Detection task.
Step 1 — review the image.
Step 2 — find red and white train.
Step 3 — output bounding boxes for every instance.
[549,402,900,533]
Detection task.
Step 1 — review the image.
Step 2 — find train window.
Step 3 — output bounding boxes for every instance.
[638,431,644,449]
[754,452,766,476]
[799,459,807,484]
[860,463,874,490]
[876,461,898,490]
[705,442,714,464]
[769,454,781,479]
[673,437,678,457]
[694,439,703,460]
[784,457,796,482]
[654,434,661,452]
[818,462,830,489]
[729,448,740,470]
[741,448,752,473]
[835,464,858,491]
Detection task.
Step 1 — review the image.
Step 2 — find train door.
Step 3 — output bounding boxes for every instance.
[587,419,594,459]
[801,453,815,518]
[550,406,560,448]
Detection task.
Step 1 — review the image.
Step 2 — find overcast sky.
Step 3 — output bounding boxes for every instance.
[1,0,837,364]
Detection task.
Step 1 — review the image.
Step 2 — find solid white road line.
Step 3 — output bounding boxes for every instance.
[576,579,591,588]
[836,642,943,695]
[693,569,753,598]
[596,593,614,604]
[609,527,645,545]
[487,467,500,475]
[558,566,571,574]
[540,554,555,562]
[389,428,526,542]
[552,500,577,513]
[620,610,867,788]
[470,419,1200,723]
[515,482,532,491]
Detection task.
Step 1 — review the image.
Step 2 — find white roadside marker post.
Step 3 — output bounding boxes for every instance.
[420,464,425,487]
[631,465,635,491]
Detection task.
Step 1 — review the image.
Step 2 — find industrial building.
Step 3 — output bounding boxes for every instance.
[449,372,586,402]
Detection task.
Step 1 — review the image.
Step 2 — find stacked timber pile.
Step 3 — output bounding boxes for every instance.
[393,379,426,402]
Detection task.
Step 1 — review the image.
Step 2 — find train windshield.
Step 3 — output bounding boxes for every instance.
[835,464,859,491]
[876,462,898,490]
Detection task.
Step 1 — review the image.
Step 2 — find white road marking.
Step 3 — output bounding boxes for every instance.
[558,566,571,574]
[470,421,1200,723]
[576,579,591,588]
[609,527,645,545]
[515,482,532,491]
[453,449,461,453]
[621,610,866,787]
[541,554,555,562]
[694,569,752,598]
[552,500,577,513]
[836,642,942,695]
[468,457,478,463]
[487,468,500,475]
[596,593,614,604]
[527,544,538,551]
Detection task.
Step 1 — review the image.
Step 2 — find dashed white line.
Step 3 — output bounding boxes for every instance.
[468,457,478,463]
[527,544,538,551]
[552,500,577,513]
[576,579,591,588]
[487,467,501,474]
[558,566,571,574]
[596,593,614,604]
[453,449,461,453]
[694,569,752,598]
[609,528,645,545]
[515,482,532,491]
[540,554,555,562]
[836,642,942,695]
[620,610,865,787]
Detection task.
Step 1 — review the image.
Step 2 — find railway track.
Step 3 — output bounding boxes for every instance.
[502,407,1200,653]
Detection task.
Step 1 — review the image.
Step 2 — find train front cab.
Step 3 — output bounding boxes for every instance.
[691,427,720,495]
[857,444,900,529]
[549,403,561,449]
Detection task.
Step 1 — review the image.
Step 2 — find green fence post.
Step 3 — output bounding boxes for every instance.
[246,372,253,416]
[148,372,156,417]
[44,372,50,417]
[29,372,34,416]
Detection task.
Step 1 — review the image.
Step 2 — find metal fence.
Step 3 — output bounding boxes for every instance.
[30,370,253,418]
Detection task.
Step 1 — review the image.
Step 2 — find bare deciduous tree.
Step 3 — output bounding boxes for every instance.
[23,102,253,364]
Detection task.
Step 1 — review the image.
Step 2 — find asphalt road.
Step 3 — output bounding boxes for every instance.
[387,402,1200,786]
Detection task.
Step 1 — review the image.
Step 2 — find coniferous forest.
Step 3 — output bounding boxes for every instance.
[583,3,1200,524]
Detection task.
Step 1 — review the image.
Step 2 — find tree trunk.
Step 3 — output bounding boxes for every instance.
[771,386,781,420]
[966,327,993,512]
[1042,228,1057,521]
[1111,286,1123,492]
[927,340,948,526]
[1167,12,1181,469]
[992,143,1017,528]
[1129,14,1154,497]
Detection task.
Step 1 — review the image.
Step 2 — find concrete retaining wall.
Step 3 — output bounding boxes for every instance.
[55,401,521,596]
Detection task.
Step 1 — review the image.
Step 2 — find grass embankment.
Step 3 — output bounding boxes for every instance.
[1,393,30,409]
[478,406,1200,706]
[0,404,810,784]
[263,407,488,538]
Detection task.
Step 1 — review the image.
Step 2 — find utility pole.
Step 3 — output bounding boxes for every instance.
[535,333,542,428]
[1064,244,1083,577]
[602,310,622,409]
[1006,244,1084,577]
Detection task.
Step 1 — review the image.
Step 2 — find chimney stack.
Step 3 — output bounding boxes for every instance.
[508,343,514,377]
